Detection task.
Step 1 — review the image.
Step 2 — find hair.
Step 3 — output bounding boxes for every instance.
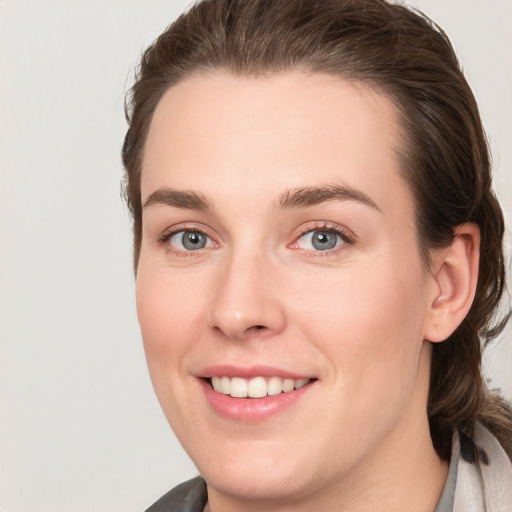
[122,0,512,460]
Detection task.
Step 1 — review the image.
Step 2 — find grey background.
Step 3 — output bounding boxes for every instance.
[0,1,510,511]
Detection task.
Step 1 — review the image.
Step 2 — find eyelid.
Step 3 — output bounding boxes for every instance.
[169,230,215,250]
[158,223,219,255]
[289,221,355,254]
[156,220,354,258]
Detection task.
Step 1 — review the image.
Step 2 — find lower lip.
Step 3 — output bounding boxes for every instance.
[200,379,315,422]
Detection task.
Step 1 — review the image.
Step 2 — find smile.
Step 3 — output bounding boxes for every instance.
[210,376,311,398]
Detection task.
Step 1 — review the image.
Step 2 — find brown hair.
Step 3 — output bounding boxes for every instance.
[122,0,512,459]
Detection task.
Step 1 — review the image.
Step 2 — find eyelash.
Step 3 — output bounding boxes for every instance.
[157,222,354,258]
[292,222,354,257]
[158,224,218,258]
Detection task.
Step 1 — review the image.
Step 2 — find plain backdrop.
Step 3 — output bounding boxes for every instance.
[0,1,510,511]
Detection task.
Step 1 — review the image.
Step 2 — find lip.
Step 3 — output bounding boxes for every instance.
[199,364,311,380]
[197,365,316,422]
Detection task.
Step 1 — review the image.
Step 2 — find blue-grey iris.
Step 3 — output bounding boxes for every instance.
[182,231,207,250]
[312,231,338,250]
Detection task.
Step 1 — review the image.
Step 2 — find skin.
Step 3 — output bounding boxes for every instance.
[136,72,455,512]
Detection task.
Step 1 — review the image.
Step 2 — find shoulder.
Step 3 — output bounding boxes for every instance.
[145,476,207,512]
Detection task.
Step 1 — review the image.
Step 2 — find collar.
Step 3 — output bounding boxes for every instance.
[433,423,512,512]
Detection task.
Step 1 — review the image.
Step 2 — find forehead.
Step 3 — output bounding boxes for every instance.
[141,71,411,218]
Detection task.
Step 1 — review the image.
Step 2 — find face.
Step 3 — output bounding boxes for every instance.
[137,72,437,505]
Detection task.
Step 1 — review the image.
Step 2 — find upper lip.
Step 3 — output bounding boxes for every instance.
[199,364,313,380]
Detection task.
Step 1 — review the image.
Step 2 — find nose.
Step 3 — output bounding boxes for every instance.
[209,249,286,341]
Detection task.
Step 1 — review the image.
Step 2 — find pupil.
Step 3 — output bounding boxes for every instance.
[312,231,337,250]
[182,231,206,250]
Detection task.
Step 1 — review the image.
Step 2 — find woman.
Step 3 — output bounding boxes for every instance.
[122,0,512,510]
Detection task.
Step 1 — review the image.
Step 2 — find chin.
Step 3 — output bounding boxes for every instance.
[201,458,313,503]
[188,434,328,504]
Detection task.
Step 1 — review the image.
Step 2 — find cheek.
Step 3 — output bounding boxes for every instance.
[135,266,208,368]
[135,264,216,437]
[292,256,429,387]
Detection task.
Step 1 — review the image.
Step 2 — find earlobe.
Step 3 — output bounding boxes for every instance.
[424,223,480,343]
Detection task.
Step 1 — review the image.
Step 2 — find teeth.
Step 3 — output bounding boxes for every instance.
[282,378,295,392]
[221,376,231,395]
[295,378,309,389]
[267,376,283,396]
[248,376,267,398]
[211,376,222,392]
[209,376,311,398]
[230,377,248,398]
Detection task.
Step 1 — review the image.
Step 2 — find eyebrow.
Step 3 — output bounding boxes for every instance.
[143,187,212,210]
[277,184,380,212]
[142,184,380,213]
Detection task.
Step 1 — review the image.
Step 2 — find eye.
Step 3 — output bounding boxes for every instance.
[296,229,346,251]
[167,230,214,251]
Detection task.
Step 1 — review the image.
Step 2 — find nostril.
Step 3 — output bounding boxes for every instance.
[245,325,267,334]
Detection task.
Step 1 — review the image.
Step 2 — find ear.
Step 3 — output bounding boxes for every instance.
[423,223,480,343]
